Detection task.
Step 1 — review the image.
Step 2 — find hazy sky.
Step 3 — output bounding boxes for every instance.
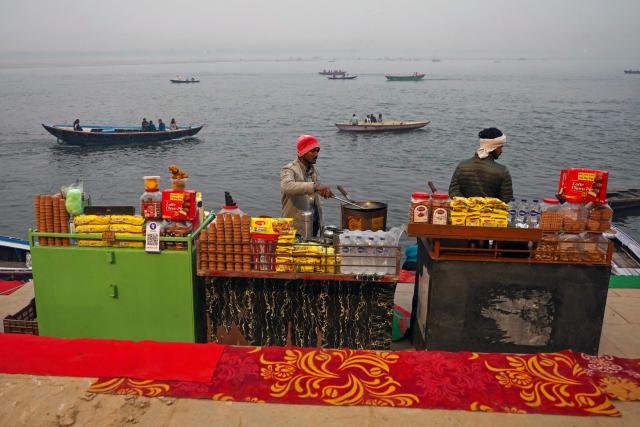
[0,0,638,59]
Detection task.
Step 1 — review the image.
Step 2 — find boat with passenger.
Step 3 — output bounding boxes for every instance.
[42,123,203,146]
[335,120,430,132]
[170,76,200,83]
[385,72,426,81]
[318,69,346,76]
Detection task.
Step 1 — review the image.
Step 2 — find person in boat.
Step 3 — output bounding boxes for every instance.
[280,135,334,238]
[73,119,82,131]
[147,120,157,131]
[363,115,369,124]
[170,118,178,130]
[158,119,166,131]
[378,113,383,123]
[370,114,377,123]
[350,114,358,125]
[141,118,149,131]
[448,127,513,202]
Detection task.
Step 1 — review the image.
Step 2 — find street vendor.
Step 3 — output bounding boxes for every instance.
[280,134,334,237]
[448,127,513,202]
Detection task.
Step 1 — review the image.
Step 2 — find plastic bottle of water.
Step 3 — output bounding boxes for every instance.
[366,236,377,275]
[516,199,529,228]
[529,199,541,228]
[507,198,517,226]
[378,235,390,275]
[353,232,367,275]
[339,231,352,274]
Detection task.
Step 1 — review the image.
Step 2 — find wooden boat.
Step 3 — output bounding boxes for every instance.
[607,226,640,288]
[385,73,425,81]
[42,124,203,146]
[170,78,200,83]
[328,74,357,80]
[606,189,640,210]
[318,70,346,76]
[624,70,640,74]
[335,120,430,132]
[0,236,31,281]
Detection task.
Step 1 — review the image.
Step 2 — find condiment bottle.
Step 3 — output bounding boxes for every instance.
[430,193,451,225]
[217,191,244,216]
[410,192,430,223]
[140,176,162,219]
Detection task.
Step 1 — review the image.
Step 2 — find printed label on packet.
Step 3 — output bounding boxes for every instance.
[145,221,161,253]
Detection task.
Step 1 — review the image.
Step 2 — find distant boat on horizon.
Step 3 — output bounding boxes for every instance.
[385,73,425,81]
[170,76,200,83]
[319,69,346,76]
[624,70,640,74]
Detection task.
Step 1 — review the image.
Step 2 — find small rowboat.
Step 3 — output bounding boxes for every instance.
[42,124,203,146]
[385,73,426,81]
[335,121,431,132]
[606,189,640,210]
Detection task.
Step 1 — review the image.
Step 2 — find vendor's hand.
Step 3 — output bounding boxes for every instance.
[315,185,334,199]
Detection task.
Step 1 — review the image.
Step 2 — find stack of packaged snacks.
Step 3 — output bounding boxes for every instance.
[275,231,296,273]
[74,215,111,247]
[163,221,192,250]
[74,214,145,247]
[586,202,613,232]
[110,215,145,248]
[34,194,70,246]
[250,217,294,271]
[533,234,559,261]
[449,197,509,227]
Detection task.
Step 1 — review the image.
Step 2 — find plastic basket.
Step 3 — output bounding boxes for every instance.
[3,298,39,335]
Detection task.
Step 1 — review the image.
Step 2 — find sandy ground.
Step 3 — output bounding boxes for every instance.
[1,282,639,426]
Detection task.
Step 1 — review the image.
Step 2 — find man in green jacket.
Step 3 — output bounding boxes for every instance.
[448,127,513,202]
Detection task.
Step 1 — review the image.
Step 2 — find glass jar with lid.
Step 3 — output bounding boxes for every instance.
[410,192,430,223]
[430,193,451,225]
[540,197,562,231]
[140,176,162,220]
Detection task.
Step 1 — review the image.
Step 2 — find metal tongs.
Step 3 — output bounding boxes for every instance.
[332,185,365,209]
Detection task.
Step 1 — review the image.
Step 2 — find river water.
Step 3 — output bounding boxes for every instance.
[0,58,639,241]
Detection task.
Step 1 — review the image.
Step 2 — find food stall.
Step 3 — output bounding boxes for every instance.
[27,167,403,350]
[408,169,613,355]
[197,213,403,350]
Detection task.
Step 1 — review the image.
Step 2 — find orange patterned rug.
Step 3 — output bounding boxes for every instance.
[89,345,640,417]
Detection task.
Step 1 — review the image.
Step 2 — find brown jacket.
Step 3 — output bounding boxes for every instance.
[280,158,323,232]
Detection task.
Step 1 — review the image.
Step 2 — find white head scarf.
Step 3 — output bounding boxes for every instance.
[477,134,506,159]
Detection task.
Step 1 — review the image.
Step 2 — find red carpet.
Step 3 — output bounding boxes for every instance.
[0,334,223,383]
[0,279,28,295]
[90,346,625,416]
[577,353,640,401]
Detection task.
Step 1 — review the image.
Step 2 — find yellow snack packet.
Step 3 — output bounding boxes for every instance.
[110,215,145,226]
[74,215,111,226]
[109,224,144,233]
[75,224,110,233]
[77,239,110,247]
